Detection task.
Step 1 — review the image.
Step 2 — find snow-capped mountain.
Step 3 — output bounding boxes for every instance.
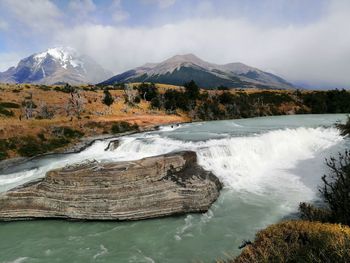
[100,54,293,89]
[0,47,112,85]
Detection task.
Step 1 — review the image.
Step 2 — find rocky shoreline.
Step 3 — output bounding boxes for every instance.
[0,125,162,173]
[0,151,222,221]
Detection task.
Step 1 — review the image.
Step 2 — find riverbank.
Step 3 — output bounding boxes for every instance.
[0,119,186,172]
[0,115,347,262]
[1,82,349,162]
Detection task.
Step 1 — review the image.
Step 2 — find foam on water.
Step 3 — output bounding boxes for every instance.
[0,115,348,263]
[0,126,342,209]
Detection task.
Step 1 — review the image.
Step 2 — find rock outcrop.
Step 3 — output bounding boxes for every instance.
[0,151,222,221]
[104,139,120,151]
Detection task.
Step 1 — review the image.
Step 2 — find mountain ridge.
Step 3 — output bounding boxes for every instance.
[0,47,112,85]
[101,54,293,89]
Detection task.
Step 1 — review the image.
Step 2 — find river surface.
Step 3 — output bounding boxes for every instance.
[0,114,349,263]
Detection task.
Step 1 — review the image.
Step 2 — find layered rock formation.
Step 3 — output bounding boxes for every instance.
[0,151,222,221]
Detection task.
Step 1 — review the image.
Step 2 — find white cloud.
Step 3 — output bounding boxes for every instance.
[0,20,8,30]
[111,0,129,22]
[3,0,62,32]
[0,52,23,71]
[68,0,96,19]
[54,1,350,88]
[142,0,176,9]
[1,0,350,88]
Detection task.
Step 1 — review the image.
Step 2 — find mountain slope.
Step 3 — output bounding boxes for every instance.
[100,54,293,89]
[0,47,113,85]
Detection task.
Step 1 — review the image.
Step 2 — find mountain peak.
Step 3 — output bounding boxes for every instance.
[0,47,112,85]
[166,53,202,62]
[101,53,293,89]
[33,46,82,69]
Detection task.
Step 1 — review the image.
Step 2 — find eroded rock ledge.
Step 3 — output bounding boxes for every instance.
[0,151,222,221]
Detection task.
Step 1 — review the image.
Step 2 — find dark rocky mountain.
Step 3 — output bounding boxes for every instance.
[0,47,112,85]
[100,54,293,89]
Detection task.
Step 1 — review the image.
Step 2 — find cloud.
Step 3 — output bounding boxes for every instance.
[111,0,129,22]
[0,20,8,30]
[54,1,350,88]
[68,0,96,20]
[0,52,23,71]
[2,0,62,32]
[1,0,350,88]
[142,0,176,9]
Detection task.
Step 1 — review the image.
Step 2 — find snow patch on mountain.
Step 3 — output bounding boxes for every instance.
[33,47,84,70]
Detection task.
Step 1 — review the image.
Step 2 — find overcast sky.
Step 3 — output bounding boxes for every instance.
[0,0,349,88]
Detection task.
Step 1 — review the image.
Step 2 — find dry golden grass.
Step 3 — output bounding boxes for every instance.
[0,83,307,159]
[225,220,350,263]
[0,84,188,140]
[0,83,189,159]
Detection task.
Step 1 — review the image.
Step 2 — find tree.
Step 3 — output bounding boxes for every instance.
[184,80,200,100]
[123,84,137,105]
[137,82,158,101]
[64,86,85,119]
[38,102,54,119]
[102,89,114,107]
[22,92,35,119]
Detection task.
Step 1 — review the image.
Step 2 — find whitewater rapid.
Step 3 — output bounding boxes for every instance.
[0,115,348,263]
[0,126,343,204]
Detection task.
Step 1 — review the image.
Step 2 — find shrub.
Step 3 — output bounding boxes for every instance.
[17,136,44,157]
[164,90,189,111]
[299,202,331,223]
[150,96,161,109]
[300,151,350,226]
[38,85,50,91]
[137,83,159,101]
[184,80,200,100]
[217,85,229,90]
[219,92,236,105]
[0,151,8,161]
[62,127,84,139]
[0,107,14,117]
[102,89,114,106]
[336,115,350,136]
[230,221,350,263]
[0,102,20,109]
[111,121,138,134]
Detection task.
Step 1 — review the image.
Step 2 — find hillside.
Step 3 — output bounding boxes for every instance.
[0,82,349,161]
[101,54,293,89]
[0,47,112,85]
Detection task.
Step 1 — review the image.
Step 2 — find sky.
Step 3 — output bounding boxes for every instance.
[0,0,349,88]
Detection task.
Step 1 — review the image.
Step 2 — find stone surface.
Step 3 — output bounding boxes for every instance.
[104,139,120,151]
[0,151,222,221]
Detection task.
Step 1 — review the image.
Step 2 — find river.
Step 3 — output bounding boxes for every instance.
[0,114,349,263]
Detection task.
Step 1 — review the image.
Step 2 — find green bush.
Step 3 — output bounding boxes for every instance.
[302,89,350,114]
[184,80,200,100]
[230,221,350,263]
[111,121,138,134]
[0,151,8,161]
[62,127,84,139]
[137,83,159,101]
[150,96,161,109]
[17,136,44,157]
[0,102,20,109]
[54,83,77,93]
[164,90,189,111]
[0,107,14,117]
[102,89,114,106]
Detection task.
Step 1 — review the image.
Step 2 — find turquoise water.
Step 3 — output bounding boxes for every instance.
[0,114,349,263]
